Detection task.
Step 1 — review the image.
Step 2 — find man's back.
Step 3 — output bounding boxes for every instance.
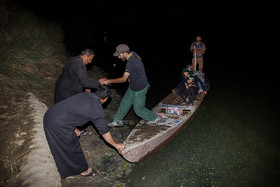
[54,56,84,103]
[125,52,148,91]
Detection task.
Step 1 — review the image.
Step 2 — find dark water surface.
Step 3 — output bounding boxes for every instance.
[88,30,280,186]
[126,73,280,186]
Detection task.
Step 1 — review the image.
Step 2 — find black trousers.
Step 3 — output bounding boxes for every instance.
[178,85,198,104]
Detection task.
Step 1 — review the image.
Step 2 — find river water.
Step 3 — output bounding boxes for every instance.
[94,38,279,186]
[126,71,280,186]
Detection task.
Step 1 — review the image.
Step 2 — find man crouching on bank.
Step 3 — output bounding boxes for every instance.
[43,86,125,178]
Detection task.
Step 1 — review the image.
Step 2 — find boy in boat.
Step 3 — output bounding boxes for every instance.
[173,68,198,105]
[183,64,209,94]
[190,35,206,72]
[185,77,198,105]
[44,86,125,178]
[101,44,161,126]
[193,70,209,94]
[173,66,193,92]
[185,64,194,76]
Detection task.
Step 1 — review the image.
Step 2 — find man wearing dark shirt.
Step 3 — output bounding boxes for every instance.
[44,86,125,178]
[102,44,160,126]
[54,48,106,103]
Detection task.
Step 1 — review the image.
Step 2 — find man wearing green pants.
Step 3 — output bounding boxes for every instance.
[102,44,160,127]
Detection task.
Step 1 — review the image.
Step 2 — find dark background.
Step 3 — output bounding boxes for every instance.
[14,0,265,105]
[16,1,253,68]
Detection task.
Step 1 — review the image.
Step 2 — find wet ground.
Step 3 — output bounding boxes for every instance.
[127,75,280,186]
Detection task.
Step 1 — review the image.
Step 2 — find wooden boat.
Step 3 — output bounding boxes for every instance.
[121,90,206,162]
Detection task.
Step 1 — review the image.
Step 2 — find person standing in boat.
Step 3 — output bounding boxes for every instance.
[101,44,161,127]
[190,35,206,72]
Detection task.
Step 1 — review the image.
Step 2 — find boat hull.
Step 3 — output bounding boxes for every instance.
[121,91,205,162]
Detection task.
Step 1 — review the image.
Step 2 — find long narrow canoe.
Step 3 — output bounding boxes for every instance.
[121,90,206,162]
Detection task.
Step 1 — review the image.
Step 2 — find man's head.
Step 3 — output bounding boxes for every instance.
[182,68,192,77]
[187,77,194,83]
[95,86,112,104]
[195,35,202,42]
[183,71,190,77]
[81,48,95,65]
[113,44,130,62]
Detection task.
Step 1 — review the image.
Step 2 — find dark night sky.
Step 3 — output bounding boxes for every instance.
[16,0,259,81]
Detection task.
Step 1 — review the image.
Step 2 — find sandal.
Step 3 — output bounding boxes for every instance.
[81,168,100,177]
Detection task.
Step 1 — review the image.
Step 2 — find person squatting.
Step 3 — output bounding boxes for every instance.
[173,64,210,105]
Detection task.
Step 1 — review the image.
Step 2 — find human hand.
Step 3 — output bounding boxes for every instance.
[172,89,176,93]
[99,78,107,84]
[85,89,91,93]
[75,128,81,137]
[102,80,110,85]
[115,143,125,153]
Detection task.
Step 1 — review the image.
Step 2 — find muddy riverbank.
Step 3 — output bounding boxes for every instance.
[0,64,137,186]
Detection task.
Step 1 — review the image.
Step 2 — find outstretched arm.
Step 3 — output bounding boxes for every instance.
[102,72,130,85]
[76,64,100,88]
[102,132,125,153]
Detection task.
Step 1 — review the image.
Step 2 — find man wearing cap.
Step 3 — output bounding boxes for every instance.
[102,44,160,126]
[54,48,107,103]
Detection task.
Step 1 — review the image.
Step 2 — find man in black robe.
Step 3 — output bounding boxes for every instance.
[44,86,125,178]
[54,48,106,103]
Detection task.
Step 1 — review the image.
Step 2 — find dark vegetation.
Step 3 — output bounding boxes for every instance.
[0,3,132,186]
[0,2,66,184]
